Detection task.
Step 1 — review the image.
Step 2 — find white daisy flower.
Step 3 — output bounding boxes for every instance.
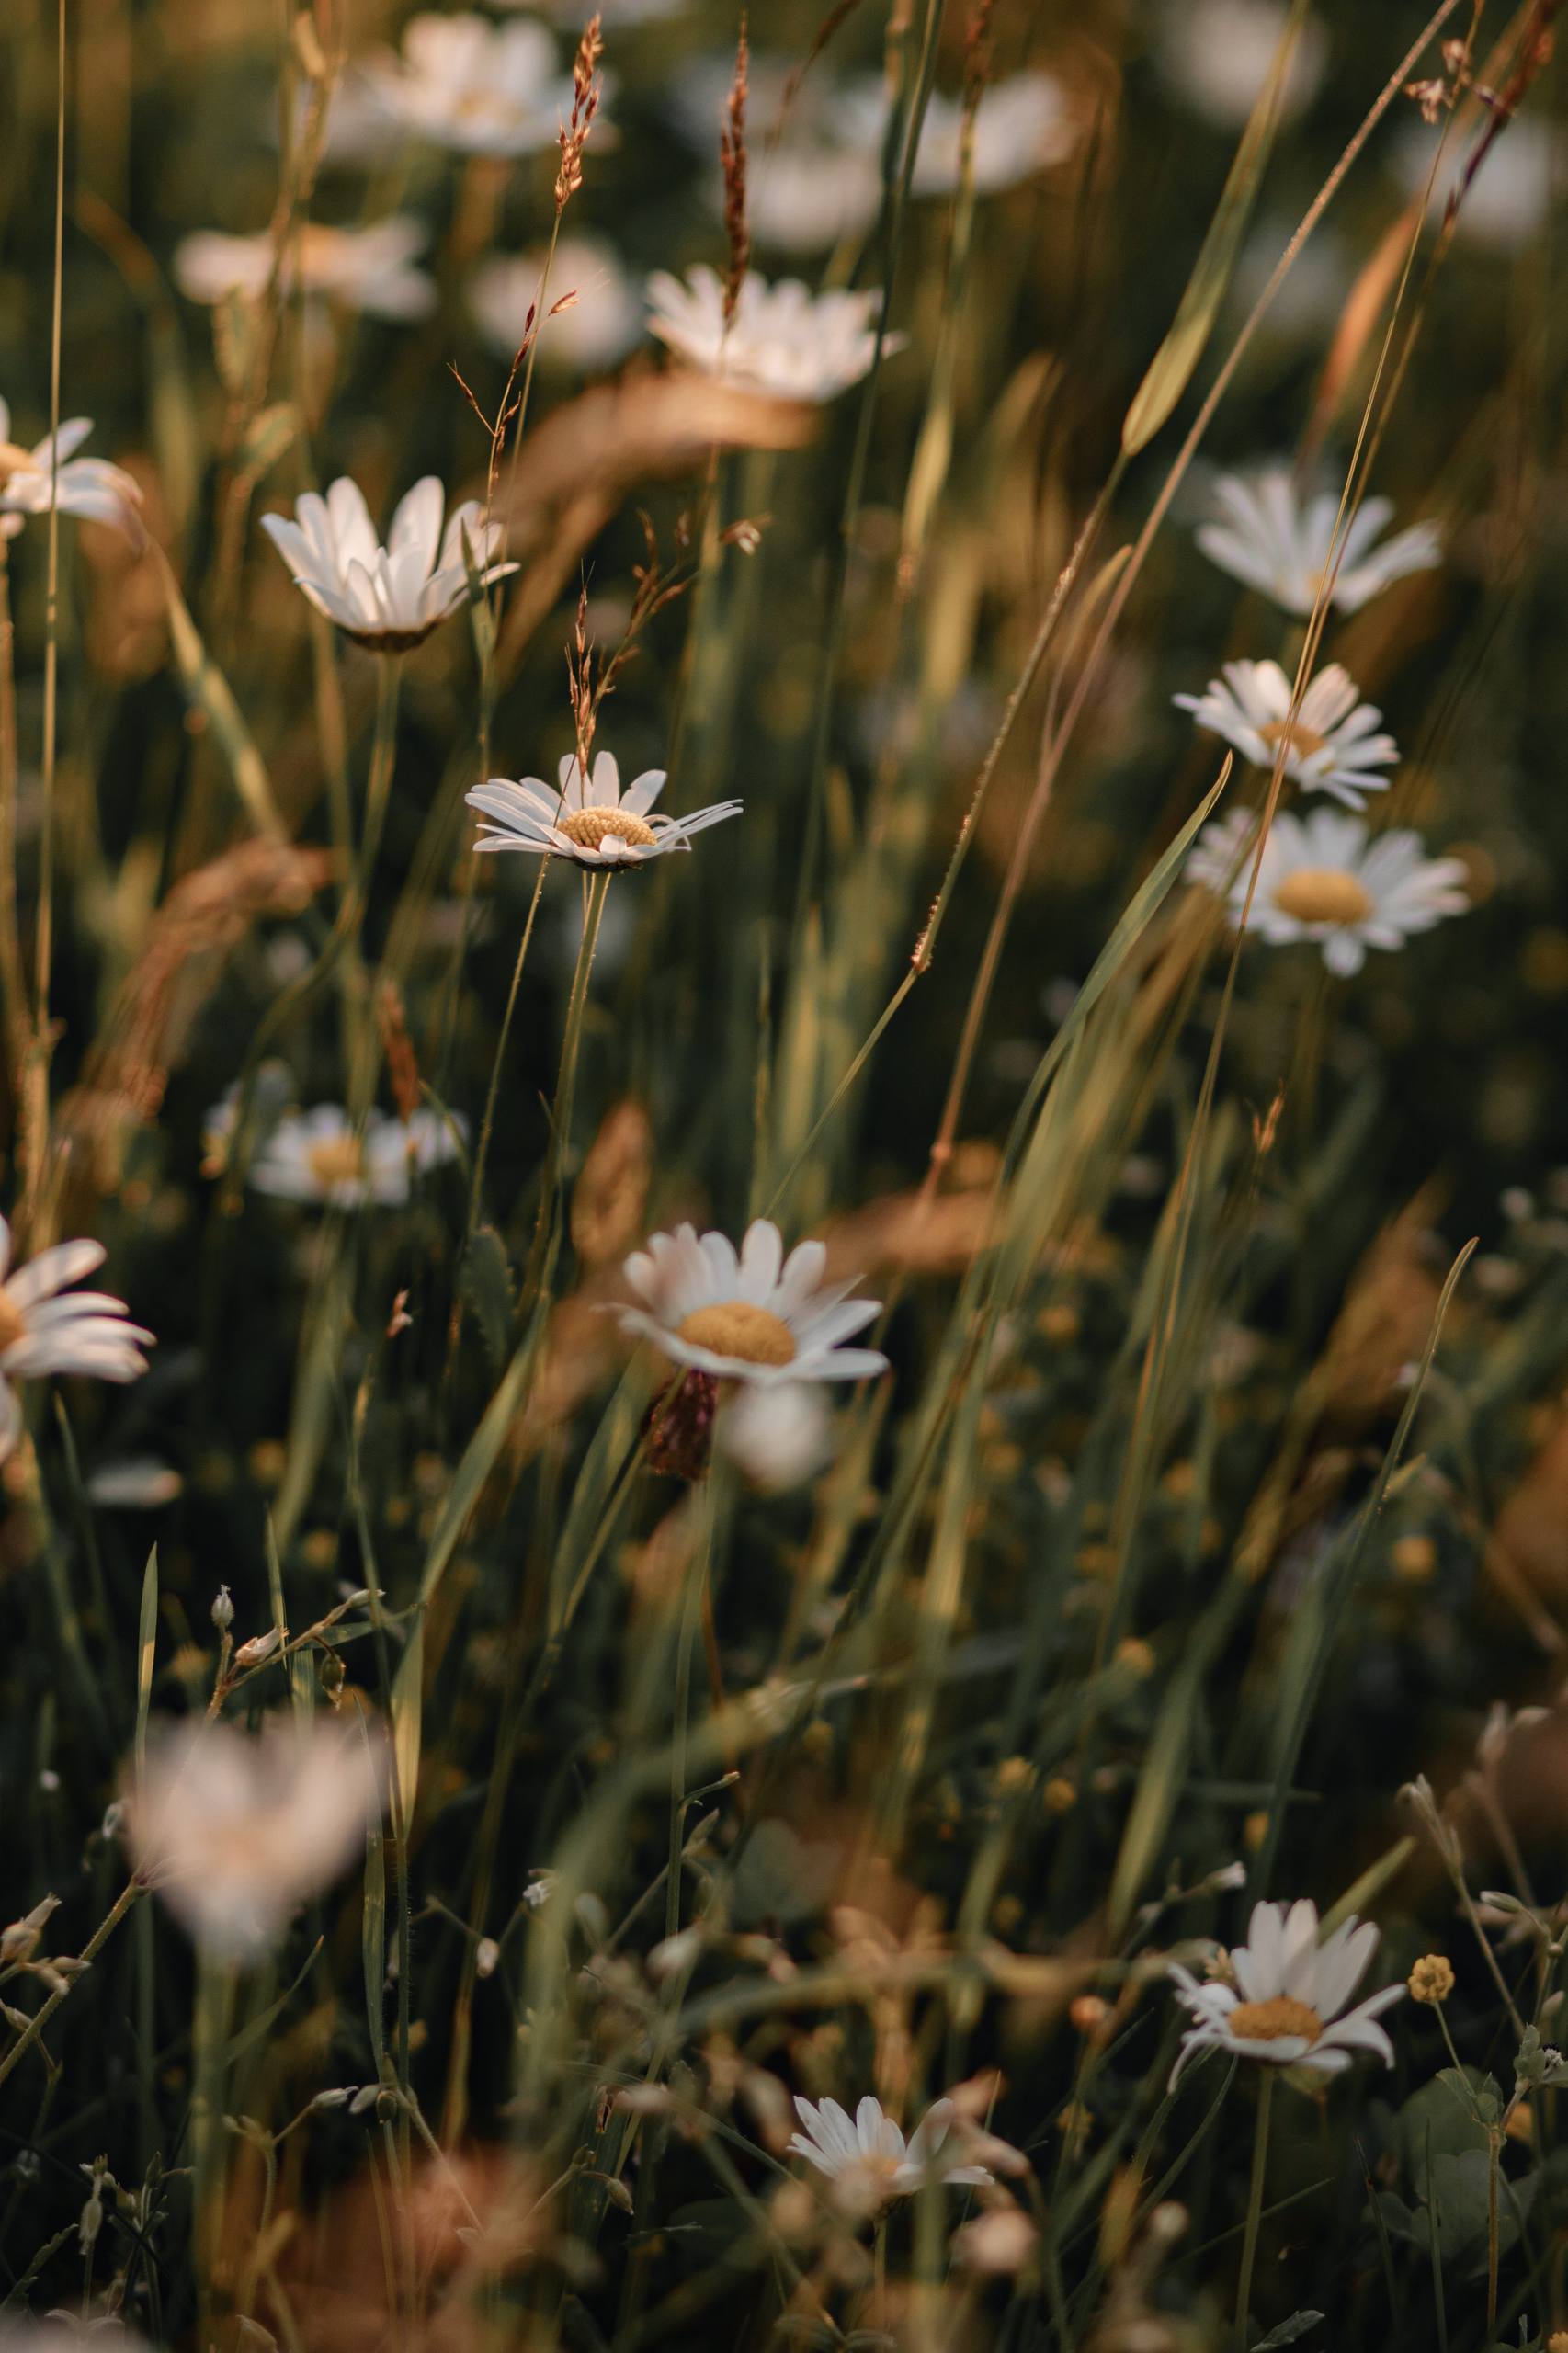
[0,1217,152,1464]
[0,396,143,548]
[528,0,684,20]
[1196,464,1442,615]
[617,1218,888,1388]
[124,1718,385,1961]
[715,1381,832,1490]
[467,749,741,870]
[833,71,1079,197]
[646,266,890,404]
[1153,0,1327,129]
[260,476,516,653]
[241,1104,466,1208]
[362,12,573,159]
[1174,660,1399,809]
[745,145,882,254]
[173,218,436,322]
[471,236,642,374]
[1187,805,1470,974]
[1392,117,1564,252]
[789,2096,993,2211]
[1168,1898,1403,2084]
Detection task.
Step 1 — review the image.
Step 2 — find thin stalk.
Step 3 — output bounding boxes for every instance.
[522,869,608,1302]
[27,0,68,1233]
[1234,2069,1275,2353]
[0,1876,142,2092]
[345,651,403,1108]
[463,861,549,1250]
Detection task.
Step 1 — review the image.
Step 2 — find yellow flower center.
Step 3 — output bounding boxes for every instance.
[0,1287,27,1353]
[1229,1995,1323,2044]
[307,1137,368,1190]
[1257,718,1327,763]
[675,1302,797,1367]
[558,805,658,851]
[1270,869,1373,926]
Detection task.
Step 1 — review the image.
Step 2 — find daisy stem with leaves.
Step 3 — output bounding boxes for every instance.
[1233,2066,1274,2353]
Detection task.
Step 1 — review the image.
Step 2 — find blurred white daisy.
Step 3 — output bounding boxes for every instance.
[0,397,144,548]
[1153,0,1326,129]
[241,1104,465,1207]
[362,12,572,158]
[260,476,515,652]
[833,71,1079,197]
[716,1381,832,1489]
[0,1217,152,1463]
[468,750,741,870]
[646,266,889,402]
[789,2095,993,2211]
[618,1219,888,1387]
[1168,1898,1403,2083]
[1187,805,1470,974]
[173,218,437,322]
[745,146,883,255]
[1393,117,1564,252]
[1196,465,1442,615]
[528,0,684,19]
[1174,660,1398,809]
[125,1718,384,1961]
[471,236,641,373]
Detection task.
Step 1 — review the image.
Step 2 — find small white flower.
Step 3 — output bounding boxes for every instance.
[788,2095,993,2211]
[240,1104,465,1208]
[646,265,891,403]
[617,1218,888,1389]
[1196,464,1442,615]
[0,1217,152,1464]
[1168,1898,1403,2084]
[468,749,741,870]
[1392,117,1564,252]
[85,1458,183,1509]
[833,71,1079,197]
[471,236,642,373]
[174,218,436,322]
[1174,659,1399,809]
[0,396,143,547]
[124,1717,385,1961]
[1153,0,1327,129]
[716,1381,832,1489]
[362,12,573,158]
[260,476,515,651]
[1187,805,1470,974]
[528,0,684,19]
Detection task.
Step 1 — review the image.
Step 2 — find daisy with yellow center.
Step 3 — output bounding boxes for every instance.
[223,1102,465,1209]
[1187,806,1469,975]
[468,750,742,871]
[616,1217,888,1389]
[1168,1897,1403,2084]
[787,2095,993,2216]
[1175,659,1399,809]
[1195,463,1442,616]
[0,1213,153,1465]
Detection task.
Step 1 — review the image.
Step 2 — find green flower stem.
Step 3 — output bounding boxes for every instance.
[1234,2066,1275,2353]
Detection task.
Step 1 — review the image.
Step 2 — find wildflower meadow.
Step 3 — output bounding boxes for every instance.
[4,0,1568,2347]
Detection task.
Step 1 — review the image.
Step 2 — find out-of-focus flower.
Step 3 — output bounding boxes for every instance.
[1174,660,1399,809]
[1153,0,1327,128]
[0,397,143,547]
[1196,464,1443,614]
[231,1103,464,1208]
[0,1217,152,1463]
[647,265,890,402]
[1168,1898,1403,2083]
[362,13,571,157]
[260,476,515,651]
[788,2095,993,2211]
[716,1381,832,1489]
[85,1458,183,1509]
[528,0,684,20]
[124,1717,384,1960]
[469,749,741,870]
[618,1219,888,1389]
[471,236,642,372]
[1187,806,1470,974]
[174,219,436,321]
[833,71,1079,196]
[744,146,882,253]
[1393,117,1564,251]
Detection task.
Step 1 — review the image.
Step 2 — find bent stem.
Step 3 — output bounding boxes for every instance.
[1234,2067,1275,2353]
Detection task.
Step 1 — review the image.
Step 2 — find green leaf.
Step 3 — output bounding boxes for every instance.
[1253,2316,1324,2350]
[459,1225,517,1371]
[236,400,300,482]
[390,1615,424,1844]
[1121,0,1309,453]
[135,1545,158,1775]
[157,550,287,842]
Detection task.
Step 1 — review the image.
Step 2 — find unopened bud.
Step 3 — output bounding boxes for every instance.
[211,1585,234,1631]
